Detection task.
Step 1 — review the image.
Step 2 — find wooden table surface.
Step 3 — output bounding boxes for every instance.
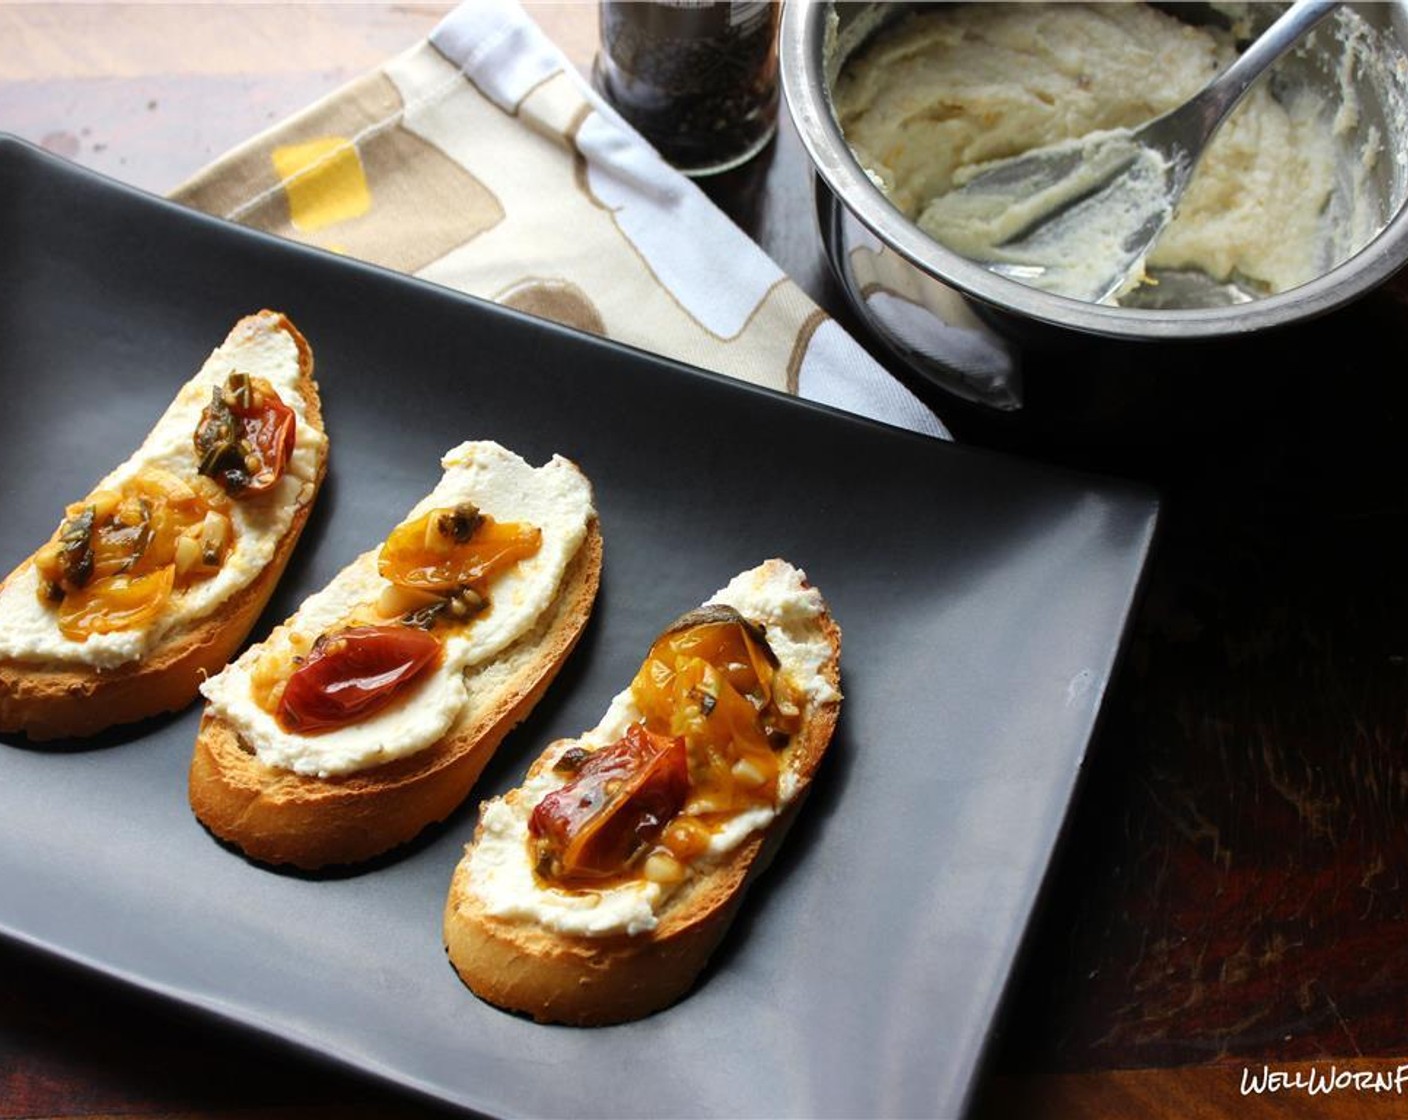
[5,4,1408,1118]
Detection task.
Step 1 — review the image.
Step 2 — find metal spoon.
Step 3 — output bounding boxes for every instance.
[921,0,1342,304]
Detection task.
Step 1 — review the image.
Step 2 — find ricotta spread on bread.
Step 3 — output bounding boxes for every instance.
[0,319,325,670]
[463,560,839,937]
[198,442,593,779]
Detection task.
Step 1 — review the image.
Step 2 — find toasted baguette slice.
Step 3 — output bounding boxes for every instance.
[0,311,325,741]
[443,559,842,1026]
[190,442,602,871]
[189,523,601,870]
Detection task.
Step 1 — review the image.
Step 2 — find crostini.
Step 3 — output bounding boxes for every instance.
[0,311,327,741]
[191,440,601,871]
[443,559,841,1026]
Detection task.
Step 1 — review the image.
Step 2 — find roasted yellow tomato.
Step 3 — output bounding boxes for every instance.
[631,605,800,821]
[377,503,540,599]
[34,468,232,640]
[52,567,176,638]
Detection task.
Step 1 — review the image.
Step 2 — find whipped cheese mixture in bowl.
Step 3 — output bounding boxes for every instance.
[780,1,1408,408]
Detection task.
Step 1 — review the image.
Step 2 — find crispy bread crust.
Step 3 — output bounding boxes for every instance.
[188,521,603,871]
[0,311,324,742]
[442,582,842,1026]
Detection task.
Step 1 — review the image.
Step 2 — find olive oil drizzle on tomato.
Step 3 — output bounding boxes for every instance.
[528,607,804,891]
[259,502,542,735]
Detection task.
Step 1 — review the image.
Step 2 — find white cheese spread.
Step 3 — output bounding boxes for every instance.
[917,128,1177,302]
[461,558,838,938]
[0,314,326,670]
[833,2,1343,299]
[198,441,594,779]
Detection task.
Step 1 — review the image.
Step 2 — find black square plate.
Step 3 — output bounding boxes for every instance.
[0,136,1157,1119]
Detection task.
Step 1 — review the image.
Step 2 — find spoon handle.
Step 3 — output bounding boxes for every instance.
[1183,0,1341,141]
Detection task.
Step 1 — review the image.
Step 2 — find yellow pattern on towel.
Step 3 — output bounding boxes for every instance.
[271,137,372,233]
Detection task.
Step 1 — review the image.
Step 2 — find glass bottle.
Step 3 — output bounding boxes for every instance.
[593,1,781,177]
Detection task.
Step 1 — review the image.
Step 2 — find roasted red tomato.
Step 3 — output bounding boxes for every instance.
[195,372,297,496]
[529,724,690,884]
[276,624,442,734]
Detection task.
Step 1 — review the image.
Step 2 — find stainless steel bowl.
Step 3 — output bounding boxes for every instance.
[780,1,1408,409]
